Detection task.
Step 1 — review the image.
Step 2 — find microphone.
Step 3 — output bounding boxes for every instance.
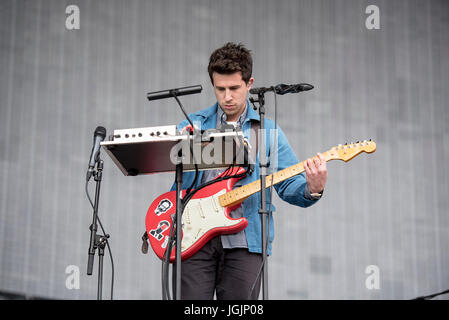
[249,83,314,95]
[86,126,106,181]
[147,85,202,101]
[274,83,314,95]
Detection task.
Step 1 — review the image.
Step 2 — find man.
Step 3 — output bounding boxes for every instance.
[172,42,327,299]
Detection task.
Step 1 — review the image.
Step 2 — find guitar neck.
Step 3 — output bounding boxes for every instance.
[218,150,335,208]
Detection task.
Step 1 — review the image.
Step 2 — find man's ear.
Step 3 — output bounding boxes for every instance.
[247,77,255,90]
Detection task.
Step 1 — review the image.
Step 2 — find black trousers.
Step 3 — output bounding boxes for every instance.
[175,236,262,300]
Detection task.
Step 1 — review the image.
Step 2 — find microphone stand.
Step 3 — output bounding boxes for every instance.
[250,91,269,300]
[248,82,313,300]
[170,91,189,301]
[86,159,109,300]
[146,86,202,300]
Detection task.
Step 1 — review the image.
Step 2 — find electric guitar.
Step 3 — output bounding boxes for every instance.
[145,140,376,262]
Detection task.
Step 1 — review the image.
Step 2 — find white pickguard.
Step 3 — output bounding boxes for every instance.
[181,189,244,251]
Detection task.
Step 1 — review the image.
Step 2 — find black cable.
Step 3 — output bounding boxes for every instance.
[161,134,251,300]
[171,90,200,198]
[160,107,252,300]
[181,127,251,206]
[180,118,250,209]
[162,228,174,300]
[162,91,200,300]
[181,164,249,207]
[171,91,194,129]
[413,289,449,300]
[184,132,199,196]
[85,179,114,300]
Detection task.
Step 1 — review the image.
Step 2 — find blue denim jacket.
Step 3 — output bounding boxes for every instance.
[171,101,319,254]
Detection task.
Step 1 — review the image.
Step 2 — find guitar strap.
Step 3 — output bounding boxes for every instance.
[141,231,149,254]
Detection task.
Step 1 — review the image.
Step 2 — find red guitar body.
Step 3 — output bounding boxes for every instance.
[145,169,248,262]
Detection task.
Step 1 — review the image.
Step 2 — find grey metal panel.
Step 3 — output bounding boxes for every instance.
[0,0,448,299]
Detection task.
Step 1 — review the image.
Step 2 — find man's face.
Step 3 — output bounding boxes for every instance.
[212,72,254,122]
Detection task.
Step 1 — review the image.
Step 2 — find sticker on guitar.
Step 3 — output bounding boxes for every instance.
[149,220,170,241]
[154,199,173,216]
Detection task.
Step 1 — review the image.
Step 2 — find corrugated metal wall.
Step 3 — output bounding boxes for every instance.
[0,0,448,299]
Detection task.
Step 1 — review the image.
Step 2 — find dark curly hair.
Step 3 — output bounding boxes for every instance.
[208,42,253,84]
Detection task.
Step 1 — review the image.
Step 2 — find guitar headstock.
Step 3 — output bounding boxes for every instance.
[326,140,376,162]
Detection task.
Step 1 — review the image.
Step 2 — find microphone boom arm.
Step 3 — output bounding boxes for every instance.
[249,83,314,96]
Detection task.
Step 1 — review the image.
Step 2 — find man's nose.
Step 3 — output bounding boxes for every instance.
[225,89,232,101]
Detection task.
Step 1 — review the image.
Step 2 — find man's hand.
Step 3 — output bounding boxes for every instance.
[304,153,328,194]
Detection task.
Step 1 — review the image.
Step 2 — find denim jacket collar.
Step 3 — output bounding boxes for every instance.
[196,100,260,129]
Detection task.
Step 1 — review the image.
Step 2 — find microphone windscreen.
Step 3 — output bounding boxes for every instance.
[94,126,107,138]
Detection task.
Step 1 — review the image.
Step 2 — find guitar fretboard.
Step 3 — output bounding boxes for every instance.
[218,150,334,208]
